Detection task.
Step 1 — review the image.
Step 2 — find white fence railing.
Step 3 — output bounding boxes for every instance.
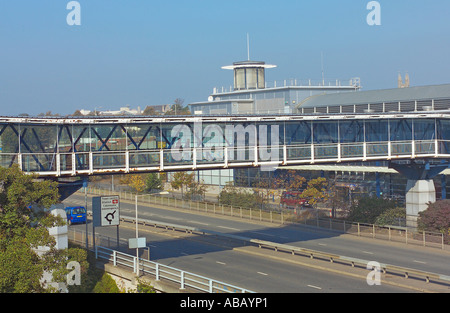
[95,246,254,293]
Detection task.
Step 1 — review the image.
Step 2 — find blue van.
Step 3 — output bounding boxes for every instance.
[65,206,87,225]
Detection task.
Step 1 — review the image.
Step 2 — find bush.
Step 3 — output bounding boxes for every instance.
[346,196,397,224]
[418,200,450,239]
[374,207,406,226]
[93,273,120,293]
[218,185,258,209]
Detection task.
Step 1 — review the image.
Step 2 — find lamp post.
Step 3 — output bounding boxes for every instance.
[134,192,154,276]
[135,194,139,275]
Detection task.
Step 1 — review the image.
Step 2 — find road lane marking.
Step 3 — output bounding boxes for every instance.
[216,261,226,265]
[307,285,322,290]
[257,272,268,276]
[251,231,275,237]
[217,226,240,231]
[362,251,374,255]
[413,260,427,264]
[188,221,210,225]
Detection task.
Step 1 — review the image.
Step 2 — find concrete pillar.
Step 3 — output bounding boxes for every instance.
[405,180,436,228]
[36,204,69,292]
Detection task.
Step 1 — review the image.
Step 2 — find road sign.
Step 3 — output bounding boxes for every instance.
[128,237,146,249]
[93,196,120,227]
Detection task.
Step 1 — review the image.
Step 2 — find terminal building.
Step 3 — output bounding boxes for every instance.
[190,60,361,115]
[188,59,450,215]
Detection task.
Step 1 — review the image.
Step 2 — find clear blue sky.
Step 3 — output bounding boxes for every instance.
[0,0,449,116]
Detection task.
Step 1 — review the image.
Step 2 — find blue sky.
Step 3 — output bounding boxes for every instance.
[0,0,449,116]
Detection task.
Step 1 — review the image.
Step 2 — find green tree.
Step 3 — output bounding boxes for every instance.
[346,196,397,224]
[375,206,406,226]
[185,178,207,201]
[145,173,163,193]
[0,164,87,293]
[170,172,194,199]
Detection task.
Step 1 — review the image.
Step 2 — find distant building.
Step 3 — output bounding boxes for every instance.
[145,104,171,114]
[99,105,142,116]
[189,59,361,115]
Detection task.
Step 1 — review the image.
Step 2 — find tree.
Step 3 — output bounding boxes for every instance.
[142,106,159,116]
[300,177,329,207]
[170,172,206,200]
[165,98,191,116]
[346,196,397,224]
[185,178,207,201]
[128,175,146,194]
[375,207,406,226]
[418,200,450,241]
[170,172,193,199]
[145,173,163,193]
[0,165,87,292]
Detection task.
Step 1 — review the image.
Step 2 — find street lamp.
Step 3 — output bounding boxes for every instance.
[134,193,154,276]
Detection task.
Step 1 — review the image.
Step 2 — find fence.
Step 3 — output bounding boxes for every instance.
[68,228,253,293]
[68,219,450,290]
[95,246,253,293]
[83,187,448,251]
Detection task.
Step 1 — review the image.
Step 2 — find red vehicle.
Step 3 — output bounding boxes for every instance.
[280,191,311,208]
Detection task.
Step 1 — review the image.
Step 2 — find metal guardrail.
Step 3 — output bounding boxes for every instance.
[95,246,254,293]
[87,187,448,251]
[250,238,450,285]
[116,214,450,287]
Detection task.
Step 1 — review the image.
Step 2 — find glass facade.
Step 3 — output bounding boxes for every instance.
[0,116,447,178]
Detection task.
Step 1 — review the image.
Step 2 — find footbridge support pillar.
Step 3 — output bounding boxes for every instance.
[389,161,449,229]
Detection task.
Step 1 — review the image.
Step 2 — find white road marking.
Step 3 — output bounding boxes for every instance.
[257,272,268,276]
[413,260,427,264]
[251,232,275,237]
[188,221,209,226]
[362,251,374,255]
[308,285,322,290]
[216,261,226,265]
[217,226,240,231]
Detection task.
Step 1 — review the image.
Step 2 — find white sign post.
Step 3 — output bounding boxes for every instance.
[92,196,121,251]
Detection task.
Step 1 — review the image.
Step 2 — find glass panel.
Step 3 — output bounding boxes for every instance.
[365,120,388,142]
[313,121,338,144]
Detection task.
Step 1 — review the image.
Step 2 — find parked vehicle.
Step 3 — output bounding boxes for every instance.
[280,191,311,208]
[65,206,87,225]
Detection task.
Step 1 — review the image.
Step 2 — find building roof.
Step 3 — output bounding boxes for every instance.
[298,84,450,109]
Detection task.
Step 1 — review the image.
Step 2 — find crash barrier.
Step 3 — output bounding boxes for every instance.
[85,187,448,251]
[70,214,450,288]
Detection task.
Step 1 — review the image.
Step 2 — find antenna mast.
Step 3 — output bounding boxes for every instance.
[247,33,250,61]
[321,51,325,85]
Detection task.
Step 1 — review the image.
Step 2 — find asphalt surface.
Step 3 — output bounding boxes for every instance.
[64,193,450,293]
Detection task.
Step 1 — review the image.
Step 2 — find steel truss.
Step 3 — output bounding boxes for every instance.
[0,112,449,177]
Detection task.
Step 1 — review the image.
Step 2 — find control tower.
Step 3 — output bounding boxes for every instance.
[222,60,277,91]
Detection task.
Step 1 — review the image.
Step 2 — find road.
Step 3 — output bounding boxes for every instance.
[64,193,450,293]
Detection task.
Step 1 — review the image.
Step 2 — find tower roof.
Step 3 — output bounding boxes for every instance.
[221,60,277,70]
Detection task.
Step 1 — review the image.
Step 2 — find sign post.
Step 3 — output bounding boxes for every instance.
[92,195,121,250]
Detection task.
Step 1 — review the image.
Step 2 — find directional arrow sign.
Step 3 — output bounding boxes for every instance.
[93,196,120,227]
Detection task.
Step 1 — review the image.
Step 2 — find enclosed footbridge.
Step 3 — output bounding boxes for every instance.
[0,111,449,177]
